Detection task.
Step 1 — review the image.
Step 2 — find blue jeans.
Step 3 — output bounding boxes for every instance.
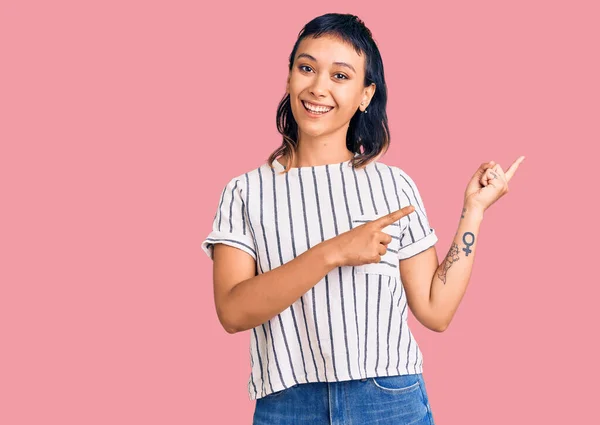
[253,373,435,424]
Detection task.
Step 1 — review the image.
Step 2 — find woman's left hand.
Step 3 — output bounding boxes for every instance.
[464,156,525,212]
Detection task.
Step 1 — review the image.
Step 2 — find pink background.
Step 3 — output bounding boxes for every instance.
[1,1,598,423]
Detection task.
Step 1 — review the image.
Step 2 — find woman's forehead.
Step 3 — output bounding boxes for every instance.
[295,35,364,68]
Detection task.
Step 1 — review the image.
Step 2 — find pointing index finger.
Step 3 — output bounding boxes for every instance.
[375,205,415,227]
[505,155,525,182]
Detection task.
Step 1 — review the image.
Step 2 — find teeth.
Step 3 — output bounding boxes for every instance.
[303,101,333,113]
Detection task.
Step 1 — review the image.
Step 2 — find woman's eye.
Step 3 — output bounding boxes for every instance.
[298,65,348,80]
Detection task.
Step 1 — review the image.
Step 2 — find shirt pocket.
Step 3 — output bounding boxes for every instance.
[350,212,406,278]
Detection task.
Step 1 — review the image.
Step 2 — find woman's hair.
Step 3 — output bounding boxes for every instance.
[268,13,390,173]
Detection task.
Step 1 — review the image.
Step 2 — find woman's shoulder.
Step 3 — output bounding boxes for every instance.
[372,159,424,191]
[218,161,277,190]
[372,159,406,178]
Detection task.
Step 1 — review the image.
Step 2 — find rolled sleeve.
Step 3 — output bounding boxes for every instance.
[201,177,257,261]
[396,169,438,260]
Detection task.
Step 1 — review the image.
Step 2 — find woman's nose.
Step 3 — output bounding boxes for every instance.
[308,74,329,97]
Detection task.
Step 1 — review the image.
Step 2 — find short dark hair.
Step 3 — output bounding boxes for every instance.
[268,13,390,173]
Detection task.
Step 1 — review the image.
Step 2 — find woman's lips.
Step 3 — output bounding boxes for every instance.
[302,101,334,118]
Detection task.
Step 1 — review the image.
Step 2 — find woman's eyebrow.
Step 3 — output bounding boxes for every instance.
[296,53,356,73]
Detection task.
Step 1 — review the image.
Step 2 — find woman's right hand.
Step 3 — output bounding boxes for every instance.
[327,205,416,268]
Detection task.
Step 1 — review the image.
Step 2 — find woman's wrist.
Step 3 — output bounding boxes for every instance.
[317,238,342,269]
[463,200,485,220]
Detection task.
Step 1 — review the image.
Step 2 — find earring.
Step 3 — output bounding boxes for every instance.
[361,102,367,113]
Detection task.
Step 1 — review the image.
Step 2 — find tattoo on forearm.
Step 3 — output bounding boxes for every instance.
[462,232,475,256]
[461,207,466,219]
[437,242,460,284]
[437,231,476,285]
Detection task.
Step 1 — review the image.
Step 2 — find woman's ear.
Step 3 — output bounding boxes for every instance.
[364,83,376,104]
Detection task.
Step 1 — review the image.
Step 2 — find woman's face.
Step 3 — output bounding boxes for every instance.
[286,35,375,140]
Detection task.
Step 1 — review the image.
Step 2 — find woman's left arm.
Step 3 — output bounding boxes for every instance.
[401,157,525,332]
[427,202,484,331]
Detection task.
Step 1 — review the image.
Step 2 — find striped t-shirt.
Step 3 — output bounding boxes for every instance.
[201,154,438,401]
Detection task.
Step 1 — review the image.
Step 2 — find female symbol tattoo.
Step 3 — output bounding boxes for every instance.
[462,232,475,256]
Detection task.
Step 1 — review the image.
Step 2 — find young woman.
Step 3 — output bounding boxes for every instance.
[202,13,524,425]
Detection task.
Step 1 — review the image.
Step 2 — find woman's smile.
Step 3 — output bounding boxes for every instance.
[302,100,334,118]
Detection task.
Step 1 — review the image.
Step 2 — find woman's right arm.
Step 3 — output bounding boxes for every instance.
[212,205,413,334]
[213,240,338,334]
